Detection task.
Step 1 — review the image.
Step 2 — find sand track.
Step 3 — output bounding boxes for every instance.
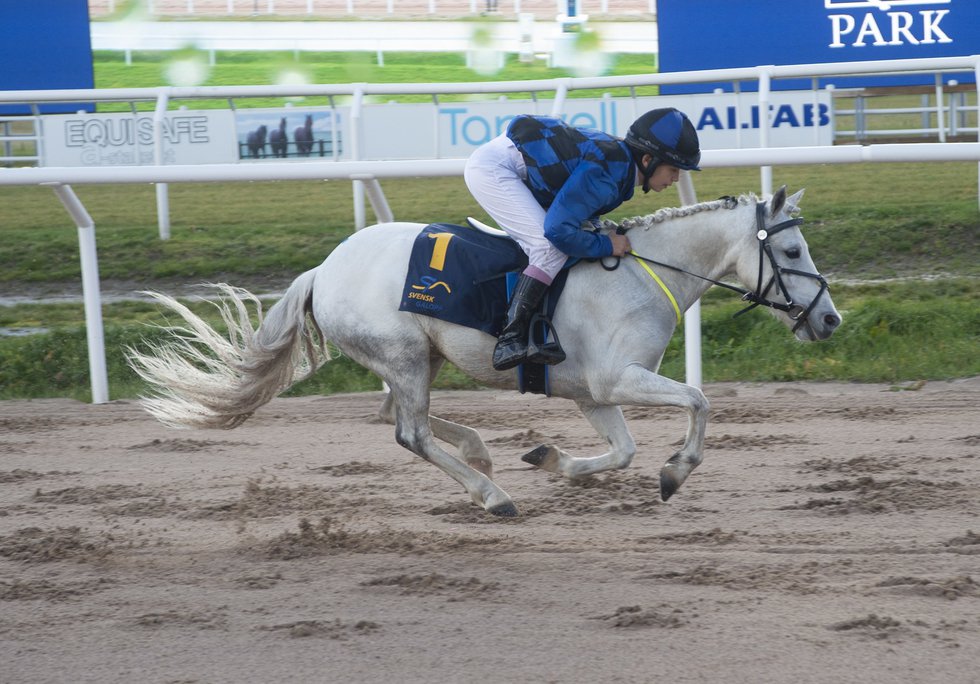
[2,379,978,682]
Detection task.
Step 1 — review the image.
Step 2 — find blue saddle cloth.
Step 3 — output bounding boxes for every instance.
[398,222,527,335]
[399,222,571,396]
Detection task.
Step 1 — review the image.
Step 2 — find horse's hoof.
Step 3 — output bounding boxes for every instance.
[522,445,549,467]
[660,455,684,501]
[487,501,520,517]
[659,470,679,502]
[522,444,563,474]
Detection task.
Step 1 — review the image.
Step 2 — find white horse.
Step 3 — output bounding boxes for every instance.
[127,186,841,517]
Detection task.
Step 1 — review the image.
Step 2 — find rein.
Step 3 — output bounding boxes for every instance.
[606,201,829,333]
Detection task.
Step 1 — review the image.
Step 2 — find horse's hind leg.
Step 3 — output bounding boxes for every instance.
[429,417,494,478]
[383,366,515,516]
[377,359,494,478]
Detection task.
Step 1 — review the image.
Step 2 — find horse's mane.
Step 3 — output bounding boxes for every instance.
[605,193,758,232]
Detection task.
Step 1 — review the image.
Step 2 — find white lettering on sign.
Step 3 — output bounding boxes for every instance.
[824,0,949,8]
[827,0,953,49]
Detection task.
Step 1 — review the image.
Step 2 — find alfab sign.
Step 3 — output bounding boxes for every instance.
[656,0,979,93]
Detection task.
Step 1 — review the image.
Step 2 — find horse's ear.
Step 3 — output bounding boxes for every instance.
[785,188,805,214]
[770,185,788,217]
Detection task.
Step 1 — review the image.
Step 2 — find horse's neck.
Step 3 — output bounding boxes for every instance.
[631,206,748,306]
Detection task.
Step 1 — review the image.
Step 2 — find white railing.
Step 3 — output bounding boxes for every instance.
[2,54,979,403]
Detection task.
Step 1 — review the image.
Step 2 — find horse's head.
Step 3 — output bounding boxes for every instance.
[734,186,841,342]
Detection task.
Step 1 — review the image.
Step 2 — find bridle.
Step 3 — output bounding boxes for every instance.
[607,200,830,333]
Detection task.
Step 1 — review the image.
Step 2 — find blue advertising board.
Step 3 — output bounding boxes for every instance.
[0,0,95,114]
[657,0,979,93]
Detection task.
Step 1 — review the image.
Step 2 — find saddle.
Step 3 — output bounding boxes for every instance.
[398,220,569,395]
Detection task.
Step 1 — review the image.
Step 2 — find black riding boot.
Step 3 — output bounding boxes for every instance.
[492,275,549,371]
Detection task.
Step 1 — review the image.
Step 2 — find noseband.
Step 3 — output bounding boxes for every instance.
[612,201,829,333]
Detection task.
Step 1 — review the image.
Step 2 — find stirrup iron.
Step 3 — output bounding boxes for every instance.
[525,313,566,365]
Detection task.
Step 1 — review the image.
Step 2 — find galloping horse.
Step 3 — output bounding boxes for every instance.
[294,115,314,156]
[128,187,841,517]
[246,125,267,159]
[269,118,288,158]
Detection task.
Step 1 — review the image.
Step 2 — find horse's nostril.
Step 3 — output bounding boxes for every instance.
[824,313,841,328]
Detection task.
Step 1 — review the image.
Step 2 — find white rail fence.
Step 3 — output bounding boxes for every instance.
[1,55,978,403]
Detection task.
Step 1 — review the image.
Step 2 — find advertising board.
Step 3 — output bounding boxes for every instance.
[657,0,979,92]
[41,111,239,167]
[39,91,832,168]
[0,0,95,114]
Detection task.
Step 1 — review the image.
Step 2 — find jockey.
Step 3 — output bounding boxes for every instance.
[464,107,701,371]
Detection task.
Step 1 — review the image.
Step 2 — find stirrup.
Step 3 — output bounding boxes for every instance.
[492,339,529,371]
[525,313,566,365]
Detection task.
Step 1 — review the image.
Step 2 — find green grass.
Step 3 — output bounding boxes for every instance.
[2,279,977,402]
[2,163,975,285]
[91,50,661,110]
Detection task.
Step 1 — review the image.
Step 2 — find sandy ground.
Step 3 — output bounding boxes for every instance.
[1,379,978,683]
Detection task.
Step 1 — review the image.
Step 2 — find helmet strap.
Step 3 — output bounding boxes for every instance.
[640,156,660,194]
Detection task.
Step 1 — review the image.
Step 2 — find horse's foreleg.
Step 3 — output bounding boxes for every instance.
[522,403,635,478]
[524,366,708,501]
[607,366,709,501]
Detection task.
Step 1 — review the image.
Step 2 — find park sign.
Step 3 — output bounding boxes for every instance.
[656,0,979,93]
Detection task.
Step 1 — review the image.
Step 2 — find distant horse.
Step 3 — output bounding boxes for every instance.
[294,115,314,156]
[269,118,288,158]
[246,125,267,159]
[128,187,841,517]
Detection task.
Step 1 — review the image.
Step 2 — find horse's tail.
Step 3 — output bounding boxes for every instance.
[126,269,328,430]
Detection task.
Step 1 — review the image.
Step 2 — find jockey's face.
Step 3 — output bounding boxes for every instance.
[647,163,681,192]
[636,155,682,193]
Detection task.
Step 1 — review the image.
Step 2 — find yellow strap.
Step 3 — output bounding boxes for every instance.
[630,251,681,323]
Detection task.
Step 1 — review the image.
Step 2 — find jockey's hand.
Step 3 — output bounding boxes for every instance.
[609,233,632,257]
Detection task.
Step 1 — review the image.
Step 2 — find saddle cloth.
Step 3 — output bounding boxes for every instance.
[398,222,570,395]
[398,222,525,335]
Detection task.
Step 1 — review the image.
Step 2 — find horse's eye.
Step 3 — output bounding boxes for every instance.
[786,247,801,260]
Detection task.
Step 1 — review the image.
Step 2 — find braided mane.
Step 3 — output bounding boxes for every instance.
[605,193,757,233]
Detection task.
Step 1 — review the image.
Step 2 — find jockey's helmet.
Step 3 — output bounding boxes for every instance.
[625,108,701,172]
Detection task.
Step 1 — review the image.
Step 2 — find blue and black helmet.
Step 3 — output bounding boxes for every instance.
[625,108,701,172]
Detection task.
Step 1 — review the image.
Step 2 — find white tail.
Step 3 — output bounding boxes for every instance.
[126,269,328,430]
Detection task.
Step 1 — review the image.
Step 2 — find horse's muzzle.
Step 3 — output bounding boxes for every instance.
[797,309,842,341]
